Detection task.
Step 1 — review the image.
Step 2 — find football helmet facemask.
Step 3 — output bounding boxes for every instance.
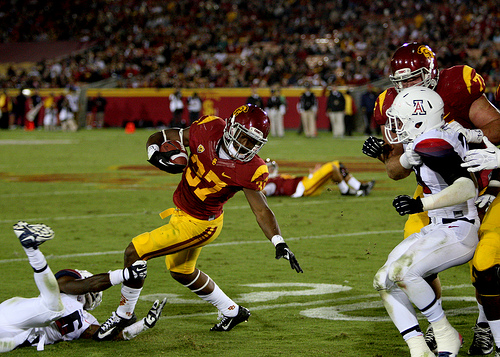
[385,87,444,144]
[389,43,439,93]
[265,158,279,178]
[223,104,270,162]
[74,269,103,311]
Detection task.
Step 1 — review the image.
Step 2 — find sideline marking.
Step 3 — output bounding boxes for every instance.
[0,139,75,145]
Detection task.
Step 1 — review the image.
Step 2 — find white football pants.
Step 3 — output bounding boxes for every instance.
[373,220,479,337]
[0,267,64,352]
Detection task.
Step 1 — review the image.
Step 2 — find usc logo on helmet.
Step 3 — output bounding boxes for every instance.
[232,105,249,117]
[417,45,434,59]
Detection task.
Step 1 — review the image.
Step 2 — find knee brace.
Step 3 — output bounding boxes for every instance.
[472,265,500,296]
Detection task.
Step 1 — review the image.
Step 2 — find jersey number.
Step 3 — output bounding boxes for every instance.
[185,154,227,201]
[55,310,83,336]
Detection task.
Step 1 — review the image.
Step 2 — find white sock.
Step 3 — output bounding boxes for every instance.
[198,282,238,317]
[476,302,488,324]
[34,266,63,312]
[337,181,350,194]
[24,248,47,272]
[487,319,500,348]
[347,177,361,190]
[116,285,143,319]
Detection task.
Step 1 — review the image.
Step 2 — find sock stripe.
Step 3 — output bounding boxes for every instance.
[33,263,48,273]
[400,325,422,338]
[420,296,438,313]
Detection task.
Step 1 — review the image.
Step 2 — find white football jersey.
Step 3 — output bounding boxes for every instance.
[411,128,478,220]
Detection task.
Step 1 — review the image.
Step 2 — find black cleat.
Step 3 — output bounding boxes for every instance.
[425,325,438,354]
[356,180,375,197]
[93,312,137,341]
[468,322,494,355]
[210,306,250,331]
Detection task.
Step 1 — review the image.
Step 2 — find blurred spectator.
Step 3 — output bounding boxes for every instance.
[58,89,79,132]
[93,92,107,128]
[12,89,27,129]
[360,85,378,135]
[169,89,185,128]
[266,88,285,138]
[28,89,43,127]
[0,89,12,129]
[43,93,58,131]
[86,96,95,129]
[326,86,346,138]
[297,83,317,138]
[343,90,357,137]
[187,92,202,125]
[246,87,264,108]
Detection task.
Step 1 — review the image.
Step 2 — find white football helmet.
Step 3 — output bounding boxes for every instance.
[75,269,103,311]
[385,87,444,144]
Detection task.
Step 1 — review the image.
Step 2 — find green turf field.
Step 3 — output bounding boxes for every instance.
[0,129,478,356]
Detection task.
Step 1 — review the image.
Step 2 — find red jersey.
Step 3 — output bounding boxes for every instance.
[374,65,486,128]
[173,115,268,220]
[266,174,304,196]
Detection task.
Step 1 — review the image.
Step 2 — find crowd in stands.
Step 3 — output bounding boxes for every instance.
[0,0,499,91]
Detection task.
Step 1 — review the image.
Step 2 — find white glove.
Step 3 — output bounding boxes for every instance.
[475,194,496,212]
[445,121,484,144]
[461,136,500,172]
[399,142,422,169]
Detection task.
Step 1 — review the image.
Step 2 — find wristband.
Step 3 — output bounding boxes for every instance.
[147,144,160,160]
[399,153,412,169]
[109,269,125,286]
[271,235,285,247]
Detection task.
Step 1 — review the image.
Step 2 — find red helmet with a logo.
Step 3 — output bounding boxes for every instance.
[389,43,439,92]
[223,104,270,162]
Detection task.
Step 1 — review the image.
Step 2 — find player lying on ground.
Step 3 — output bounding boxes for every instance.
[0,221,165,353]
[263,158,375,197]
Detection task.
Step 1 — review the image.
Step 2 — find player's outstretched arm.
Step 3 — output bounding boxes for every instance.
[58,261,147,295]
[243,188,303,273]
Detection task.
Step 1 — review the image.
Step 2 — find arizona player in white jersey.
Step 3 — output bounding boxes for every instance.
[373,87,480,357]
[0,221,165,353]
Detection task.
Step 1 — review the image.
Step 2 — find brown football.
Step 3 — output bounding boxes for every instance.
[160,140,188,167]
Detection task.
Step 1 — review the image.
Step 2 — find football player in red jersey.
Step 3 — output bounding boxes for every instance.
[363,43,500,355]
[94,104,302,341]
[262,158,375,198]
[1,221,163,352]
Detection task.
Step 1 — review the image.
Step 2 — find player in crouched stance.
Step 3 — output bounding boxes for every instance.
[94,104,302,340]
[0,221,165,353]
[373,87,480,357]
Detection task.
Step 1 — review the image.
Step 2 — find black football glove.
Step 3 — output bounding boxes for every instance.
[144,298,167,329]
[362,136,385,158]
[392,195,424,216]
[148,150,185,174]
[123,260,148,281]
[275,242,303,273]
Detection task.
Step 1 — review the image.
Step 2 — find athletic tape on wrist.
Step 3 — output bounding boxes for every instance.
[109,269,125,286]
[147,144,160,160]
[271,235,285,247]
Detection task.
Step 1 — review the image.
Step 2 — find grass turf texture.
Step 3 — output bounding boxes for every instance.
[0,129,478,356]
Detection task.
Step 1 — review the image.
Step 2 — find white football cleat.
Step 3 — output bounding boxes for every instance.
[13,221,54,249]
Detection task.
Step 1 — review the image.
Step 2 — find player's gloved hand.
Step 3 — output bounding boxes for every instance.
[124,260,148,281]
[475,194,496,212]
[144,298,167,329]
[392,195,424,216]
[148,150,185,174]
[461,137,500,172]
[445,121,484,144]
[275,242,303,273]
[362,136,385,158]
[399,142,422,169]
